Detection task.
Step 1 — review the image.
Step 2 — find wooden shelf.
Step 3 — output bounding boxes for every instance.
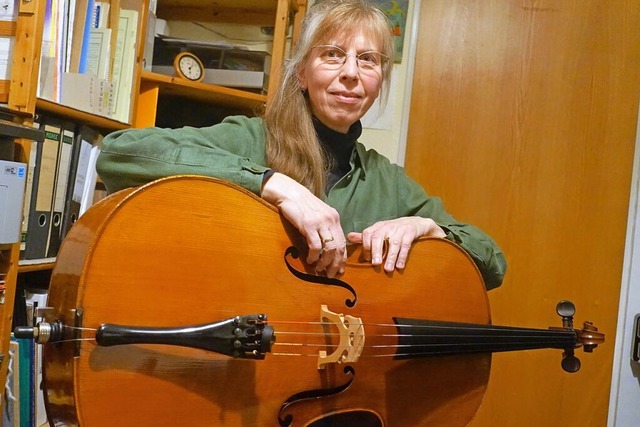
[36,99,130,132]
[140,71,267,112]
[37,76,267,130]
[18,259,56,273]
[0,118,45,141]
[156,0,301,25]
[133,0,308,127]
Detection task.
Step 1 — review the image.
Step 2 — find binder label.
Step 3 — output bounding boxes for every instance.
[4,165,25,179]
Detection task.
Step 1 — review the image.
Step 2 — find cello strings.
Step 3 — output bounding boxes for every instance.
[51,319,571,336]
[269,320,575,358]
[43,320,575,359]
[53,336,575,360]
[64,325,96,332]
[268,319,572,334]
[51,323,572,340]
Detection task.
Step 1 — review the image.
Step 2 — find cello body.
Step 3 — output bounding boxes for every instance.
[43,175,494,426]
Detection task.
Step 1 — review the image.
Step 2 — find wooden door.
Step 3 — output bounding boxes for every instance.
[404,1,640,425]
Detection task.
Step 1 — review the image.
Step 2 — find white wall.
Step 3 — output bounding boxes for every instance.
[360,0,418,165]
[608,103,640,426]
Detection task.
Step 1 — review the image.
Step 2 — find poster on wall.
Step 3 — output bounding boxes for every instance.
[372,0,409,63]
[0,0,18,21]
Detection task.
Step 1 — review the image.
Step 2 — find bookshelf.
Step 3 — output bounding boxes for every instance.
[134,0,307,127]
[1,0,306,422]
[0,0,46,423]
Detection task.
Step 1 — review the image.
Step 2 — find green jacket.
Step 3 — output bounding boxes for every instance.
[96,115,507,289]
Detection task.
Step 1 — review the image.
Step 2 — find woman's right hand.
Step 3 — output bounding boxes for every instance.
[261,172,347,277]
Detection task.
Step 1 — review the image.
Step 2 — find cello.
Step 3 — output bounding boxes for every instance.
[16,176,604,426]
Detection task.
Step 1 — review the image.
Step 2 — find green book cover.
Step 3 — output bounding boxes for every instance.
[15,337,34,427]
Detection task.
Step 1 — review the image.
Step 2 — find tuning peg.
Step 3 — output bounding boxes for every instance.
[561,349,581,373]
[556,300,575,329]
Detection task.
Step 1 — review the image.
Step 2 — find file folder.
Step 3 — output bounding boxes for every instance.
[23,119,61,260]
[46,121,75,257]
[19,135,38,259]
[61,125,94,238]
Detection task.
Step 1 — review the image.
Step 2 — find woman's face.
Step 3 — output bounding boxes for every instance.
[298,31,384,134]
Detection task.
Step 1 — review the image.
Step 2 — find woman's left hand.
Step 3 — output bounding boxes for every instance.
[347,217,446,272]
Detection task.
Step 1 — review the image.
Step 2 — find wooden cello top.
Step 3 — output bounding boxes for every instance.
[42,175,497,427]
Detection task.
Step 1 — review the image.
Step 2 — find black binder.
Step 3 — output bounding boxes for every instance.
[46,121,75,258]
[60,125,95,239]
[24,118,61,260]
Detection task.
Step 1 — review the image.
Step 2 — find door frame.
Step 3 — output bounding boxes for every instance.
[608,101,640,426]
[396,0,421,166]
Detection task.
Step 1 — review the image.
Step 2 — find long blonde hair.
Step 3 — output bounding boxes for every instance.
[264,0,394,197]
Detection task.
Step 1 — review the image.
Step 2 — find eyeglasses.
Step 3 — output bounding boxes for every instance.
[313,45,388,74]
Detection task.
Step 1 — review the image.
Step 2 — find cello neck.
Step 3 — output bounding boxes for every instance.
[392,318,577,359]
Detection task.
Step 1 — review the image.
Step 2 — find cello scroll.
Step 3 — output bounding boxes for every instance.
[552,300,605,372]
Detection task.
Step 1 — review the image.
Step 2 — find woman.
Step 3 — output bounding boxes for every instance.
[96,0,506,289]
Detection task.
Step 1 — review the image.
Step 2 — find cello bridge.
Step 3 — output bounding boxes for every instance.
[318,305,365,369]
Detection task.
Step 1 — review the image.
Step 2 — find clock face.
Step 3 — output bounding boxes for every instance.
[176,53,204,81]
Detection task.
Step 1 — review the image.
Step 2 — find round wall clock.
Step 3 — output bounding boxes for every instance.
[173,52,205,83]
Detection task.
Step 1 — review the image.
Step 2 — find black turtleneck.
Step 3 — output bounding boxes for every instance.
[313,118,362,191]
